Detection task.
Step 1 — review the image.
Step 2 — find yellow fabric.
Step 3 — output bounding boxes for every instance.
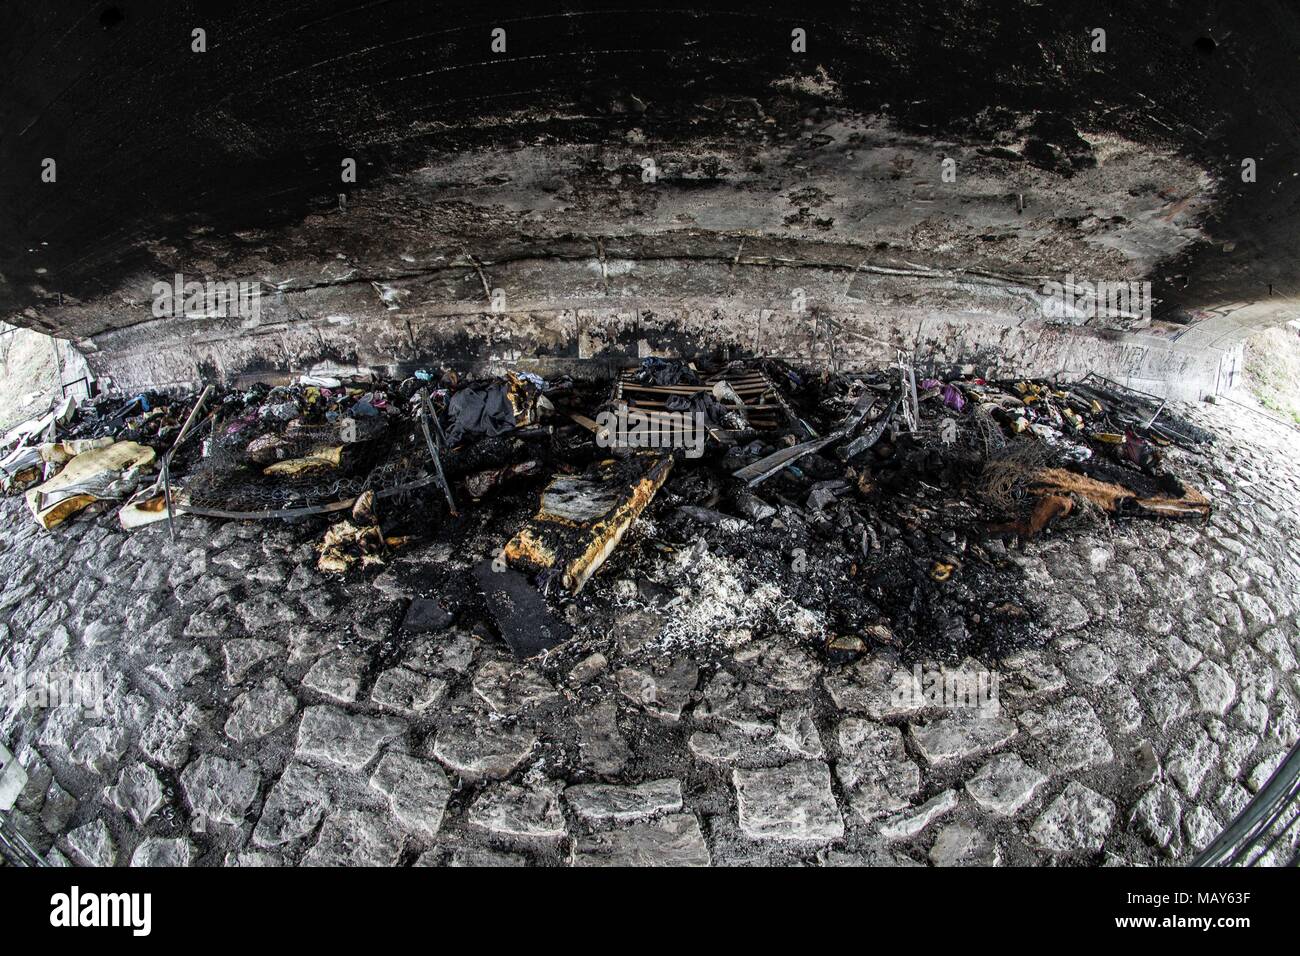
[263,446,343,476]
[25,441,156,529]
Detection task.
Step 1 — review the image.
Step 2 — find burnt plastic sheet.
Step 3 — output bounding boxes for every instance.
[472,560,571,658]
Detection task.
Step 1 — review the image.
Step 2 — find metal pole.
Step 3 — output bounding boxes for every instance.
[417,389,458,516]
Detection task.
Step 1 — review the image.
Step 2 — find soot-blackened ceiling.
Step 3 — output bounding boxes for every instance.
[2,1,1299,340]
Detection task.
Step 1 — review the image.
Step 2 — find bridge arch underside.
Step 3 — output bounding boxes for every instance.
[6,2,1300,397]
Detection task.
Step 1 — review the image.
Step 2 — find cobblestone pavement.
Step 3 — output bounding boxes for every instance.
[1,399,1297,867]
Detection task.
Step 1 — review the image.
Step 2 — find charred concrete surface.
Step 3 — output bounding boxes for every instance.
[1,399,1297,867]
[3,2,1300,396]
[76,122,1229,397]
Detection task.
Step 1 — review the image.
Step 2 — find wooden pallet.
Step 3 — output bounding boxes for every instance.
[611,365,783,431]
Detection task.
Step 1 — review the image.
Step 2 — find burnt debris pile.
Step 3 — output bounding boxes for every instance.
[0,359,1214,664]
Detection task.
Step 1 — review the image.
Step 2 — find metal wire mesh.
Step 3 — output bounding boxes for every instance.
[182,415,432,512]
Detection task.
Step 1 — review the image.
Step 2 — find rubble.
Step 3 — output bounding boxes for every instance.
[0,356,1219,670]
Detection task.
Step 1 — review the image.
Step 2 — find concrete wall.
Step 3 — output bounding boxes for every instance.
[80,296,1231,402]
